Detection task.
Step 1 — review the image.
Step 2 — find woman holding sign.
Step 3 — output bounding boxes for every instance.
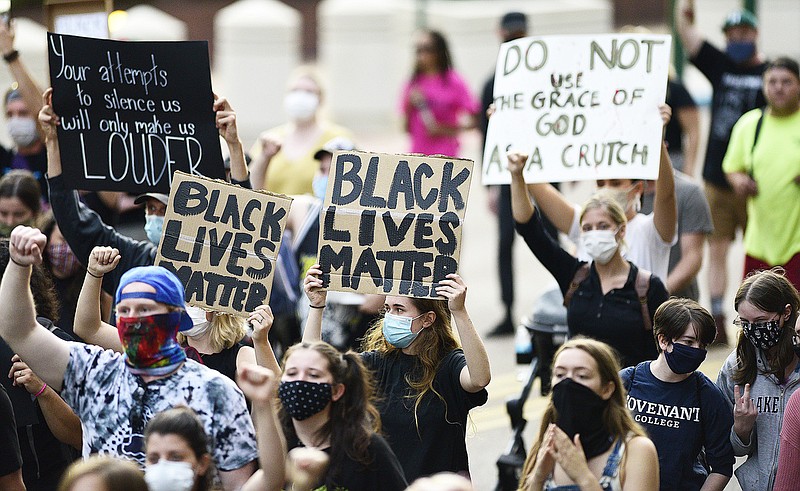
[508,152,668,367]
[303,266,491,481]
[399,29,479,157]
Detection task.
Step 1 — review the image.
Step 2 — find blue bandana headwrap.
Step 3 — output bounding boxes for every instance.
[115,266,193,332]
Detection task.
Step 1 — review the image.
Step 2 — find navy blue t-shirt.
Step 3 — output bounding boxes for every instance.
[620,362,734,490]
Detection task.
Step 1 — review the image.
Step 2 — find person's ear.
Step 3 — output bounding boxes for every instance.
[331,383,345,402]
[632,180,645,196]
[616,223,626,241]
[197,453,212,477]
[601,381,615,400]
[783,304,792,322]
[422,311,436,329]
[656,333,670,352]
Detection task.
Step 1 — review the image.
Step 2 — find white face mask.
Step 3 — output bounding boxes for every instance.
[581,229,619,265]
[284,90,319,121]
[609,186,641,215]
[7,117,39,147]
[145,460,195,491]
[183,305,212,338]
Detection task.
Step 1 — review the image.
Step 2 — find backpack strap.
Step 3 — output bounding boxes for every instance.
[749,108,765,179]
[563,263,591,308]
[634,268,652,331]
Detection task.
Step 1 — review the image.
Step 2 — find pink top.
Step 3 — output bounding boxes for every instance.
[775,390,800,490]
[399,69,479,157]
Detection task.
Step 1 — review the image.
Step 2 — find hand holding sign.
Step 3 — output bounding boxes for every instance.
[214,95,238,145]
[247,304,274,346]
[38,88,59,144]
[304,264,327,308]
[434,273,467,312]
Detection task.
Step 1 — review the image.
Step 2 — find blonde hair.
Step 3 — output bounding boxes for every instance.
[58,456,147,491]
[178,312,246,352]
[579,188,628,229]
[519,338,645,490]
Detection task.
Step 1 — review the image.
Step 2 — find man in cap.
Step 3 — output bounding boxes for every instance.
[677,1,768,343]
[0,226,258,489]
[39,89,251,297]
[723,57,800,287]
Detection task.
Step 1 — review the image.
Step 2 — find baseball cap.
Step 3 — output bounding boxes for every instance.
[115,266,193,332]
[500,11,527,33]
[133,192,169,206]
[313,136,356,161]
[722,10,757,31]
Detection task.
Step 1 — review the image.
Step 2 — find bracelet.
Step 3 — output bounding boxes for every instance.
[33,382,47,398]
[87,270,103,279]
[309,304,325,309]
[9,255,26,267]
[3,50,18,63]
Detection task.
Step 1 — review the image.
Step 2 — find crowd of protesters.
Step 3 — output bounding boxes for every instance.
[0,2,799,490]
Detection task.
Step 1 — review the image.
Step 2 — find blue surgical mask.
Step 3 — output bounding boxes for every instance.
[383,312,426,348]
[726,41,756,64]
[664,342,707,374]
[144,215,165,245]
[313,174,328,200]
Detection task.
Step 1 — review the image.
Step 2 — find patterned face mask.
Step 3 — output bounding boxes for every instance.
[47,241,81,279]
[117,312,186,375]
[736,316,784,351]
[278,380,332,420]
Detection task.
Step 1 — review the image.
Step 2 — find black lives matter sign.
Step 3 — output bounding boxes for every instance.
[155,172,292,316]
[318,151,472,298]
[48,33,225,193]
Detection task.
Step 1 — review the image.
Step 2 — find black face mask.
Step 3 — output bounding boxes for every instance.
[279,380,333,421]
[551,378,613,459]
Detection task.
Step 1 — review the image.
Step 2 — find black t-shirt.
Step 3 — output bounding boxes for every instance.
[289,433,407,491]
[0,383,21,477]
[0,144,49,202]
[664,80,697,155]
[193,343,243,382]
[361,349,488,481]
[691,41,767,187]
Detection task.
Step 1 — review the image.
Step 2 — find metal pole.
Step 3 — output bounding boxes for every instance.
[670,0,685,79]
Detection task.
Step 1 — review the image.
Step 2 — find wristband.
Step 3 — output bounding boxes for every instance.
[3,49,18,63]
[87,270,103,279]
[309,304,325,309]
[33,382,47,398]
[9,255,26,267]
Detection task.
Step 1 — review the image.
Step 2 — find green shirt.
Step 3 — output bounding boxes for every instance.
[722,108,800,265]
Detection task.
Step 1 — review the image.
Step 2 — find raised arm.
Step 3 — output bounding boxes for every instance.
[667,232,704,293]
[525,183,575,233]
[215,95,250,185]
[436,274,491,392]
[0,226,70,391]
[248,133,281,190]
[301,264,327,343]
[8,354,82,449]
[653,106,677,244]
[0,20,44,137]
[244,305,281,376]
[74,247,123,351]
[237,365,286,491]
[508,152,535,223]
[676,0,704,59]
[676,104,700,177]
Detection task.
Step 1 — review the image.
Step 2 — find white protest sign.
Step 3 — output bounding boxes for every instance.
[483,34,671,185]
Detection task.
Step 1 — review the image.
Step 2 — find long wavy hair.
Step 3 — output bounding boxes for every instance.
[279,341,381,485]
[519,338,645,490]
[361,297,459,429]
[177,312,246,353]
[733,268,800,385]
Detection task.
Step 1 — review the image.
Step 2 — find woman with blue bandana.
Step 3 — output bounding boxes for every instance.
[0,225,259,491]
[303,265,491,482]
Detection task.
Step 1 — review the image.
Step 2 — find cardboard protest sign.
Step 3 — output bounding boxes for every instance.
[483,34,671,185]
[155,171,292,316]
[47,33,225,193]
[318,151,472,298]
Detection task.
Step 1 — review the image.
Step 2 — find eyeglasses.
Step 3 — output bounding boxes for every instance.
[733,316,781,331]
